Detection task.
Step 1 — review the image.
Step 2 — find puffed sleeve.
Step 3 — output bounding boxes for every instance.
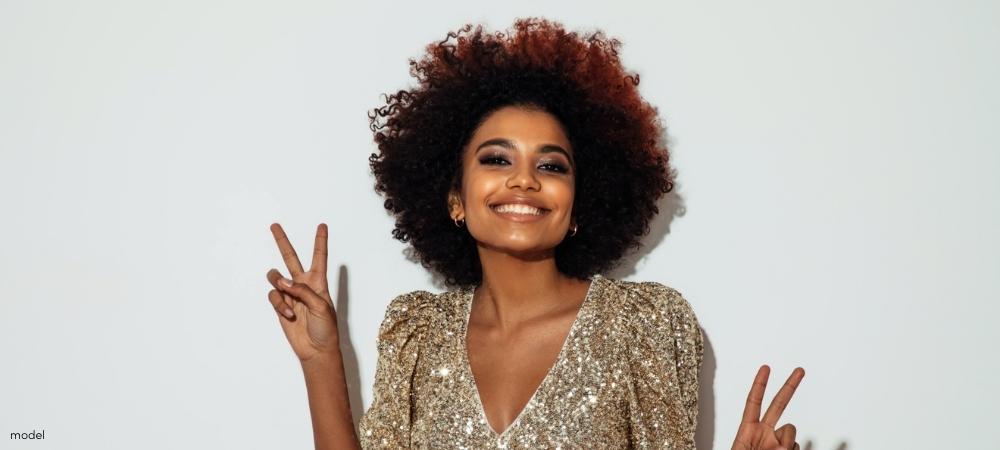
[358,290,436,449]
[625,282,704,449]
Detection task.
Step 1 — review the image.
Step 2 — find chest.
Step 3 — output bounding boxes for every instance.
[409,308,633,448]
[465,316,575,435]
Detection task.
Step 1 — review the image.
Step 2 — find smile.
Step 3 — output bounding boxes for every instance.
[490,203,550,221]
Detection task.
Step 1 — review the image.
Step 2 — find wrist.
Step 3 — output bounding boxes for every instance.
[300,348,344,373]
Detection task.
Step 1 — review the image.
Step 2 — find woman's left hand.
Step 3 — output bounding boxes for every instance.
[731,365,805,450]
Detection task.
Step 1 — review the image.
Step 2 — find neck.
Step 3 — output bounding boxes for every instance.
[473,245,590,331]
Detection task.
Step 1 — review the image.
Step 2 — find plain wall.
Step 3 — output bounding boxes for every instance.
[1,0,997,448]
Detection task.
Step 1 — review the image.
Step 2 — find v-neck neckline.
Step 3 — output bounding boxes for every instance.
[459,274,603,439]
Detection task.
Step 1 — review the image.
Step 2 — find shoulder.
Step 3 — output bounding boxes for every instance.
[376,287,467,342]
[382,289,439,318]
[596,276,701,344]
[597,276,697,320]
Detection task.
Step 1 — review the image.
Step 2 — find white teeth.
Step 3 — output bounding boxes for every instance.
[493,204,545,215]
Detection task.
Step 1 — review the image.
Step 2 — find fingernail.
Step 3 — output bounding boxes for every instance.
[284,308,294,318]
[280,277,293,288]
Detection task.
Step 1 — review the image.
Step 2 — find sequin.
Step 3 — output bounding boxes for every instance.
[357,274,704,449]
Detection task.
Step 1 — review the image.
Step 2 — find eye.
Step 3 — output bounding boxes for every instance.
[479,156,510,166]
[539,162,569,173]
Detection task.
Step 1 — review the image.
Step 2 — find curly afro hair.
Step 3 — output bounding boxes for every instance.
[368,17,675,288]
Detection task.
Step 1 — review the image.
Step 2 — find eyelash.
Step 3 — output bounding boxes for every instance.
[479,156,569,174]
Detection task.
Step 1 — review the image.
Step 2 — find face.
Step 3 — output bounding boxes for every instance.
[449,105,577,256]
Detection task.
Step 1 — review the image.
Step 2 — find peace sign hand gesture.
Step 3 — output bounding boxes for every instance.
[266,223,340,364]
[731,365,806,450]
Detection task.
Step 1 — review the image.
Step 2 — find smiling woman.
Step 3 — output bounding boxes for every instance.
[367,17,675,287]
[266,16,804,450]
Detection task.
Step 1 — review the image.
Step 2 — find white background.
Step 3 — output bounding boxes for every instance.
[1,0,997,449]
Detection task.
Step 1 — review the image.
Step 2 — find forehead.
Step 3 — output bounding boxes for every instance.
[468,106,571,150]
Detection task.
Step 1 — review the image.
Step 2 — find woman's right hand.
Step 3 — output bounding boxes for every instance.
[266,223,341,364]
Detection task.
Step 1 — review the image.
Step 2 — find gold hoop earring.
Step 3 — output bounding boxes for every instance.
[454,217,465,227]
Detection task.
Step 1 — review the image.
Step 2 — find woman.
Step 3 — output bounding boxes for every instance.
[265,18,805,450]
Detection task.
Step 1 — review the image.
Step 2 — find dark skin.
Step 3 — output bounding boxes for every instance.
[265,105,806,450]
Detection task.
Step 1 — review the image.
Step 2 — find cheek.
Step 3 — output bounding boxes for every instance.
[550,179,575,210]
[461,168,505,205]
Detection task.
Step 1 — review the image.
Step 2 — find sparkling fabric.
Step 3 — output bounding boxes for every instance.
[357,274,704,449]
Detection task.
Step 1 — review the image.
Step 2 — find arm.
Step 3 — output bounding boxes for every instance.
[626,282,704,449]
[355,291,434,449]
[302,349,361,450]
[267,223,360,449]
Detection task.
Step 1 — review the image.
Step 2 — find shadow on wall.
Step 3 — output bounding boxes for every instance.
[332,265,366,428]
[606,166,687,282]
[695,331,717,450]
[805,442,850,450]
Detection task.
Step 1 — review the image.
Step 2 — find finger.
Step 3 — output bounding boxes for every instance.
[266,268,290,288]
[266,269,297,311]
[762,367,806,428]
[270,223,305,276]
[776,423,797,449]
[268,289,295,319]
[741,365,770,424]
[277,280,334,316]
[310,223,329,274]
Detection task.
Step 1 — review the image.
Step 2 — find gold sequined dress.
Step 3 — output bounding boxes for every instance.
[358,274,704,449]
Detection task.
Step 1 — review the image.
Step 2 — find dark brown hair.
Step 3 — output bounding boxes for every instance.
[369,17,674,287]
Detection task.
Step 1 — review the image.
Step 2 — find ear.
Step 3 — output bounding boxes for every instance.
[447,189,465,220]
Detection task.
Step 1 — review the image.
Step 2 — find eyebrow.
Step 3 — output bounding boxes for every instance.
[475,138,574,164]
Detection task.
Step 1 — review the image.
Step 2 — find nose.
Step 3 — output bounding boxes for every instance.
[505,162,541,191]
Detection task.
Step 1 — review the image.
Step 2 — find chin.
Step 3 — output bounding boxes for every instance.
[478,235,561,257]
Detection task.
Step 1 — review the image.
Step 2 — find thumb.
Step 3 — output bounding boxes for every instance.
[278,279,333,315]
